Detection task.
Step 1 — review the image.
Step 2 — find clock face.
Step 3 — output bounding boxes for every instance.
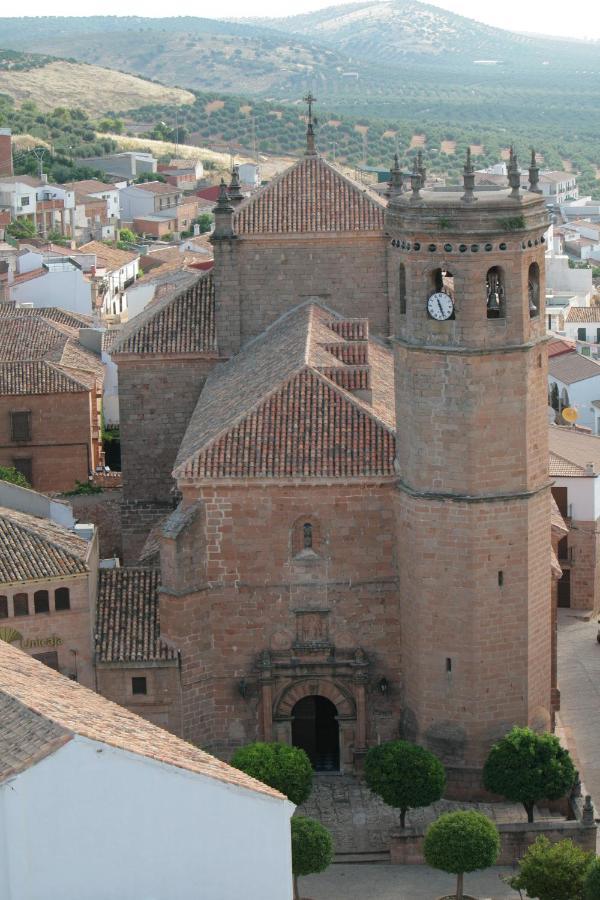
[427,291,454,321]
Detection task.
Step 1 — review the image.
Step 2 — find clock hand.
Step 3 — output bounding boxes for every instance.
[437,298,444,316]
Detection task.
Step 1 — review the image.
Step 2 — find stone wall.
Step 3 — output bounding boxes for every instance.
[568,519,600,611]
[96,661,182,735]
[213,233,391,355]
[390,818,597,866]
[160,479,400,760]
[68,489,123,560]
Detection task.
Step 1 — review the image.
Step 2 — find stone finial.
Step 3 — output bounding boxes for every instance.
[508,146,522,199]
[583,794,595,826]
[528,148,542,194]
[417,149,426,185]
[410,157,422,202]
[461,146,477,203]
[387,153,403,197]
[212,179,235,240]
[228,164,244,205]
[304,91,318,157]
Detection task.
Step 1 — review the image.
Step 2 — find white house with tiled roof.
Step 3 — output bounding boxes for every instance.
[548,350,600,431]
[0,640,294,900]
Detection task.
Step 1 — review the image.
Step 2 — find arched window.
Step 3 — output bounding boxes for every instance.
[34,590,50,614]
[303,523,313,550]
[0,596,7,619]
[486,266,505,319]
[55,587,71,611]
[13,593,29,616]
[398,264,406,315]
[528,262,540,318]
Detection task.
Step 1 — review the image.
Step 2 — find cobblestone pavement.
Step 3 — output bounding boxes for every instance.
[302,864,521,899]
[298,775,530,855]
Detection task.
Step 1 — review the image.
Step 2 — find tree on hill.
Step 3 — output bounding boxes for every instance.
[291,816,333,900]
[483,727,576,823]
[230,742,313,805]
[364,740,446,828]
[510,836,593,900]
[424,810,500,900]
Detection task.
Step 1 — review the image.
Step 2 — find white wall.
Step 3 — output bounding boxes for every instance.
[0,481,75,528]
[0,736,293,900]
[548,373,600,430]
[11,268,92,316]
[553,475,600,521]
[102,350,120,426]
[545,253,592,295]
[16,250,43,274]
[119,186,154,220]
[125,280,156,319]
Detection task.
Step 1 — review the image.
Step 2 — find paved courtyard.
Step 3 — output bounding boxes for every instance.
[557,608,600,805]
[303,864,520,899]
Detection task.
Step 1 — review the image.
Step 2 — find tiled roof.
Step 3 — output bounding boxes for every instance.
[565,307,600,323]
[63,179,115,195]
[132,181,179,195]
[0,360,89,395]
[0,174,43,187]
[549,426,600,475]
[102,327,123,353]
[548,337,576,357]
[175,303,395,480]
[548,351,600,384]
[0,303,93,329]
[549,450,587,477]
[78,240,138,271]
[0,640,284,798]
[234,155,385,235]
[0,317,72,360]
[96,568,175,664]
[113,270,216,356]
[0,506,89,585]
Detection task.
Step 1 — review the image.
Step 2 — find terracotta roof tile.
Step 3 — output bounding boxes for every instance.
[0,641,284,798]
[234,156,385,235]
[96,568,175,664]
[548,351,600,384]
[0,360,89,395]
[0,304,93,329]
[78,240,138,271]
[114,270,216,356]
[175,303,395,480]
[549,450,587,477]
[0,506,89,585]
[565,307,600,323]
[549,426,600,474]
[548,337,576,357]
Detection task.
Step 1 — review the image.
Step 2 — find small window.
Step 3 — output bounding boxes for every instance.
[132,676,147,695]
[33,651,59,670]
[303,523,313,550]
[578,327,587,342]
[10,411,31,443]
[21,196,30,207]
[13,593,29,616]
[0,596,7,619]
[528,262,540,318]
[398,263,407,315]
[54,587,71,611]
[34,590,50,614]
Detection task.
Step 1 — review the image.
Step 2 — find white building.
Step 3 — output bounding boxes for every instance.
[549,351,600,430]
[238,163,261,187]
[564,308,600,346]
[0,641,294,900]
[78,240,139,319]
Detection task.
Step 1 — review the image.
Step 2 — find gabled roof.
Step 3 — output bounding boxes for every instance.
[0,506,90,585]
[174,303,395,481]
[77,241,138,271]
[0,640,283,798]
[549,450,587,477]
[0,303,93,330]
[0,360,89,395]
[113,270,216,356]
[549,426,600,475]
[96,568,176,664]
[233,155,385,236]
[548,337,576,357]
[63,179,116,195]
[565,307,600,324]
[548,350,600,384]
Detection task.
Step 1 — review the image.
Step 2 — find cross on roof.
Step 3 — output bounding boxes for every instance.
[303,92,317,124]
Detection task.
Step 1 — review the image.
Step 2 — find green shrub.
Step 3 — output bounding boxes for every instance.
[230,742,313,805]
[291,816,333,900]
[364,739,446,828]
[424,810,500,900]
[584,856,600,900]
[510,836,593,900]
[483,727,576,822]
[0,465,30,488]
[64,480,103,496]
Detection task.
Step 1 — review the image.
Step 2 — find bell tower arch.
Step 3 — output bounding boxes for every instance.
[387,153,551,791]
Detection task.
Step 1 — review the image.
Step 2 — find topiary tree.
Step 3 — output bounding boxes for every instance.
[510,836,593,900]
[584,856,600,900]
[364,739,446,828]
[483,727,576,823]
[291,816,333,900]
[230,742,313,805]
[424,810,500,900]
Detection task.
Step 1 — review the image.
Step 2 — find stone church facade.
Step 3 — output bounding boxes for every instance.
[113,138,554,793]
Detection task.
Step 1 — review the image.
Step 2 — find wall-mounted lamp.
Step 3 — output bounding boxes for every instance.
[378,677,389,696]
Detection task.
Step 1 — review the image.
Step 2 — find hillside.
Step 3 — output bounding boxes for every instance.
[0,53,194,115]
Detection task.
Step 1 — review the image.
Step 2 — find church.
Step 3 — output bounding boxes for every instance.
[112,116,554,795]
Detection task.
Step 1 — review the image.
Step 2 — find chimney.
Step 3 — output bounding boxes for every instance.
[586,462,595,476]
[0,128,13,177]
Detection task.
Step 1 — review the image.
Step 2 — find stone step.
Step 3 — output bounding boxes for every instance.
[333,851,391,865]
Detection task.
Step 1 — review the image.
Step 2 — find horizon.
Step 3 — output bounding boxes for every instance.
[1,0,599,43]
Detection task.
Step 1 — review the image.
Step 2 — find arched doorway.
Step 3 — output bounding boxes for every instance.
[291,695,340,772]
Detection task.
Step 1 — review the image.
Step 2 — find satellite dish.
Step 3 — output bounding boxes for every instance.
[562,407,578,423]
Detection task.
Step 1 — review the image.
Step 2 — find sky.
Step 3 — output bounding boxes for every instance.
[4,0,600,42]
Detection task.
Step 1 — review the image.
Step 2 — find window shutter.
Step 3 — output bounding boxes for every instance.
[10,411,31,443]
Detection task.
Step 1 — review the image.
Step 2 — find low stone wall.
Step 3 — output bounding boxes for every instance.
[68,489,123,559]
[390,818,596,866]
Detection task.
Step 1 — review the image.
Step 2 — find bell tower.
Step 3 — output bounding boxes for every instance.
[387,152,551,792]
